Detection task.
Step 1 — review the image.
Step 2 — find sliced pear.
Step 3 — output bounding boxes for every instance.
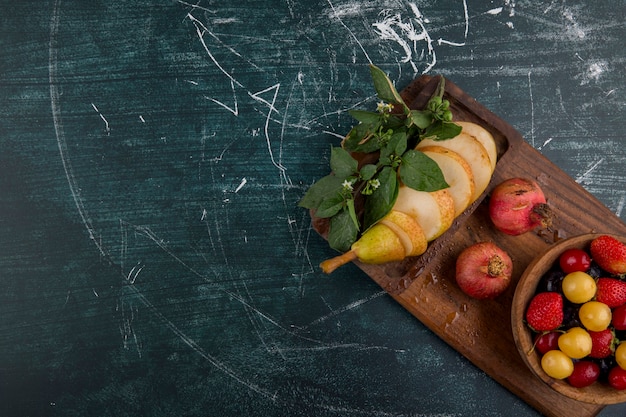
[318,222,402,273]
[352,222,405,264]
[455,121,498,171]
[392,187,455,241]
[417,133,492,201]
[380,211,428,257]
[419,146,475,217]
[319,211,427,273]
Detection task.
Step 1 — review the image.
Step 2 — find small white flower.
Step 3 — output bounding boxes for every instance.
[369,179,381,190]
[377,101,392,113]
[342,179,355,191]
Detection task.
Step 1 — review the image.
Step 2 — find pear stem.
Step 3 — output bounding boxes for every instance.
[320,251,358,274]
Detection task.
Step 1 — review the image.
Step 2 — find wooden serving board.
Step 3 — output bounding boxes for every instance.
[312,75,626,417]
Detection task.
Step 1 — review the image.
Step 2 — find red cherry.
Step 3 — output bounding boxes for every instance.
[609,366,626,390]
[559,248,592,273]
[612,304,626,331]
[567,361,600,388]
[534,332,560,355]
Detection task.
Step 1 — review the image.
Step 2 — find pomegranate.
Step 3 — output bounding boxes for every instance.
[455,242,513,299]
[488,177,553,236]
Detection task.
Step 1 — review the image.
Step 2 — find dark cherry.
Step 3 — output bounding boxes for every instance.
[562,304,582,329]
[587,262,606,279]
[534,331,560,355]
[537,269,565,293]
[595,356,617,383]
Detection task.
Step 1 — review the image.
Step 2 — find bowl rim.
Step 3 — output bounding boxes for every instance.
[511,233,626,404]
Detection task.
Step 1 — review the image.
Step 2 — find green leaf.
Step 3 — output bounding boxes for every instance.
[383,114,407,130]
[363,166,398,229]
[422,120,462,141]
[298,175,344,209]
[346,198,359,230]
[369,64,409,111]
[348,109,382,125]
[379,131,406,161]
[330,146,358,178]
[343,123,380,153]
[407,110,432,130]
[389,131,408,156]
[328,209,359,252]
[359,164,377,181]
[299,72,461,259]
[315,193,346,218]
[399,150,449,192]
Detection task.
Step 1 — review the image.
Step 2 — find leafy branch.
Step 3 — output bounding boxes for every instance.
[300,64,461,252]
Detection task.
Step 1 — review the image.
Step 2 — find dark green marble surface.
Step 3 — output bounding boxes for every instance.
[1,1,625,416]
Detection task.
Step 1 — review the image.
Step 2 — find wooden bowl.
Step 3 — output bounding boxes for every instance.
[511,233,626,404]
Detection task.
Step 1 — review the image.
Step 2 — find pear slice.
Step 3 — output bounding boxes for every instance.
[417,132,492,201]
[380,210,428,256]
[455,121,498,171]
[392,187,455,241]
[419,146,475,217]
[319,211,427,274]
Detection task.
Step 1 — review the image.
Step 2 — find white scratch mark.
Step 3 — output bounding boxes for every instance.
[580,60,607,86]
[575,158,605,183]
[326,0,372,64]
[487,7,503,15]
[177,0,215,13]
[461,0,469,38]
[305,95,373,127]
[131,283,275,398]
[562,7,586,39]
[204,78,239,116]
[50,0,107,258]
[249,84,281,115]
[373,4,436,74]
[269,342,401,354]
[304,291,387,328]
[506,0,516,17]
[437,39,465,47]
[555,83,588,135]
[249,84,288,178]
[92,288,99,297]
[322,130,346,140]
[372,2,460,74]
[213,17,239,24]
[616,195,625,218]
[187,12,261,72]
[51,2,281,399]
[187,13,243,116]
[91,102,111,135]
[527,70,535,148]
[538,137,553,150]
[127,263,144,284]
[139,115,146,123]
[234,177,247,193]
[126,222,330,349]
